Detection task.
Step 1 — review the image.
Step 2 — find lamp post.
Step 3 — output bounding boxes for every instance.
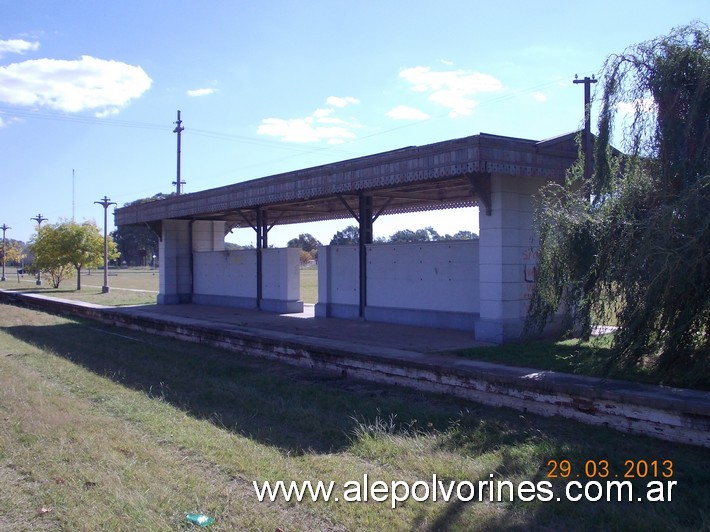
[30,214,47,285]
[1,224,9,282]
[95,196,116,294]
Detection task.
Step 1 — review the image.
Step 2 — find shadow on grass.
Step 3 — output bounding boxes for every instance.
[1,319,552,456]
[3,315,710,530]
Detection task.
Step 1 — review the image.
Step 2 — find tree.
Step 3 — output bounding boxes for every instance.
[287,233,321,253]
[111,194,168,266]
[29,221,119,289]
[440,230,478,241]
[63,221,119,290]
[526,23,709,382]
[111,224,159,266]
[388,226,440,243]
[330,225,359,245]
[29,224,74,288]
[0,239,26,266]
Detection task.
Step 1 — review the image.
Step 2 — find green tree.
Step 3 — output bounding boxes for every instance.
[330,225,359,245]
[388,226,440,243]
[440,230,478,241]
[526,23,709,383]
[111,194,169,266]
[29,221,119,289]
[111,224,159,266]
[287,233,321,253]
[29,224,74,288]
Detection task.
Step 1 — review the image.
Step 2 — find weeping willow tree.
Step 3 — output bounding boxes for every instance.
[526,22,709,381]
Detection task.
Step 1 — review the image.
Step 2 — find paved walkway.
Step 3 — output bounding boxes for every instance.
[113,302,492,354]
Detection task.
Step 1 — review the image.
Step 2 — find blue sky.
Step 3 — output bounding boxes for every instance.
[1,1,706,247]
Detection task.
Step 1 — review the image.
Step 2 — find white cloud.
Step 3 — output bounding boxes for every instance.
[0,39,39,58]
[0,55,152,116]
[326,95,359,108]
[187,87,216,97]
[399,66,502,117]
[313,107,333,118]
[258,117,355,144]
[532,92,547,102]
[385,105,430,120]
[258,96,360,143]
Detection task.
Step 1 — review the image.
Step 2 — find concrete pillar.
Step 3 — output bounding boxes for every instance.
[158,220,226,305]
[158,219,192,304]
[476,174,543,343]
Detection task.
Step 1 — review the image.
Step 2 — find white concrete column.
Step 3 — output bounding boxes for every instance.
[477,174,543,343]
[158,219,192,304]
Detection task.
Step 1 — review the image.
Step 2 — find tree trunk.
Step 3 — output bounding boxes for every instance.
[76,266,81,290]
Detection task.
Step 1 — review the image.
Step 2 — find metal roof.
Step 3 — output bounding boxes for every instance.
[114,131,580,230]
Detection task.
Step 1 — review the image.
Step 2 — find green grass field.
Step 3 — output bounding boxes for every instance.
[2,267,321,306]
[1,304,707,530]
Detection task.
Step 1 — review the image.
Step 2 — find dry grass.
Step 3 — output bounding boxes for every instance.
[1,303,708,530]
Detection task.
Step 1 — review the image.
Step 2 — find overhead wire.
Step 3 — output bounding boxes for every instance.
[1,70,597,201]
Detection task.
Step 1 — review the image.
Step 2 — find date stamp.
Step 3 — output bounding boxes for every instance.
[546,459,674,479]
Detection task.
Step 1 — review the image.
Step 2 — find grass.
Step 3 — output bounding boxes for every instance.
[2,266,707,389]
[300,267,318,304]
[1,303,709,530]
[453,336,710,391]
[2,268,160,306]
[2,266,317,307]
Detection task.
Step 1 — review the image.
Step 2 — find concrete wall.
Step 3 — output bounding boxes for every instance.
[316,245,360,319]
[159,220,302,312]
[192,249,257,307]
[316,240,480,330]
[192,248,303,312]
[262,248,303,313]
[314,174,556,342]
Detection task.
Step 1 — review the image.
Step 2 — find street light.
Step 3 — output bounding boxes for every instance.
[30,214,47,285]
[1,224,10,282]
[95,196,116,294]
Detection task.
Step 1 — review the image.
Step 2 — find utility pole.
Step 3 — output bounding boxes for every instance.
[172,110,185,195]
[574,74,597,186]
[0,224,9,282]
[31,213,48,285]
[94,196,117,294]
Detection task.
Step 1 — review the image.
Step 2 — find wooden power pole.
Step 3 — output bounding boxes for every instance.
[574,75,597,185]
[173,110,185,195]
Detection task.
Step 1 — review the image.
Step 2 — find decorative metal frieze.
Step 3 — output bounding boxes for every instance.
[116,132,578,227]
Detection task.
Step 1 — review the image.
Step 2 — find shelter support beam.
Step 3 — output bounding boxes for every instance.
[358,195,373,317]
[255,208,267,309]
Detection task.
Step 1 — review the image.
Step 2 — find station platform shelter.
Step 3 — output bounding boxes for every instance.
[115,132,580,343]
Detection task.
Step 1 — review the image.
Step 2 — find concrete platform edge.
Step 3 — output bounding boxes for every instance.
[2,290,709,448]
